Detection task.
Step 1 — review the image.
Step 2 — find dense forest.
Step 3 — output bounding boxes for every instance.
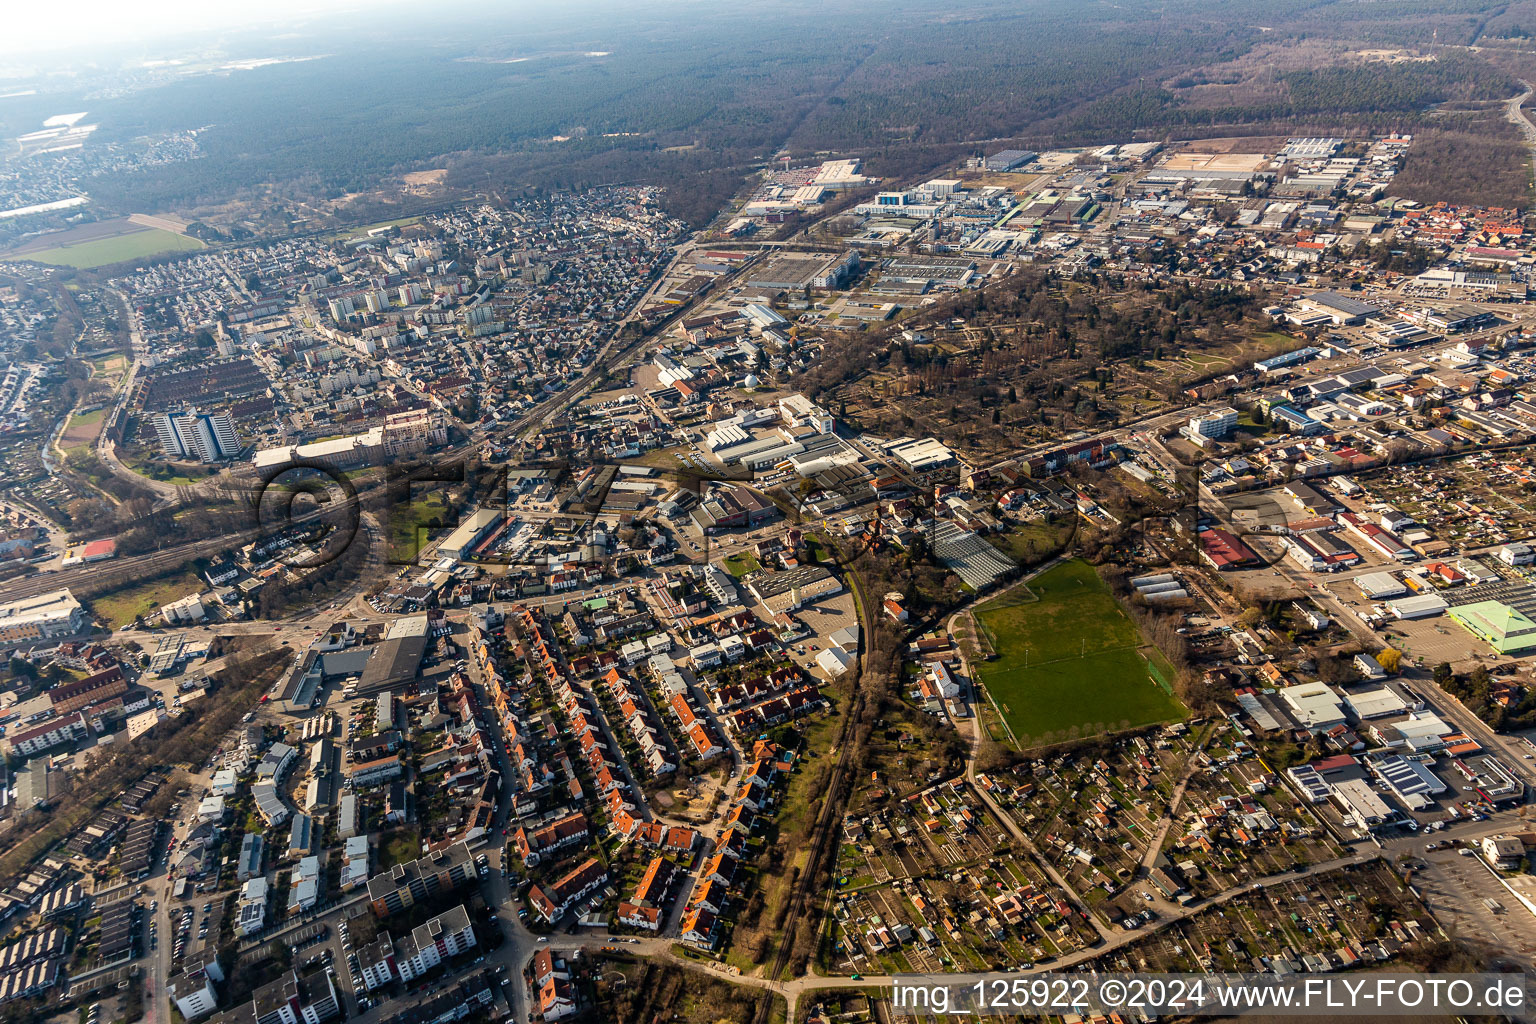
[2,0,1533,227]
[1388,111,1535,210]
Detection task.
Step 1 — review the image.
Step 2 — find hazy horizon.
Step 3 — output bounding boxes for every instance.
[1,0,456,59]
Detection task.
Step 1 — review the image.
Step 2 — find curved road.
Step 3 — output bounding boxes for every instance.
[1505,82,1536,160]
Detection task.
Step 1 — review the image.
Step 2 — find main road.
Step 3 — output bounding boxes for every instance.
[1506,81,1536,168]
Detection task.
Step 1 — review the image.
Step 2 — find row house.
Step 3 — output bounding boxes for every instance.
[344,753,405,790]
[668,691,723,760]
[606,787,642,839]
[710,665,801,712]
[513,811,590,867]
[531,950,576,1021]
[721,685,826,735]
[680,905,718,948]
[615,855,674,931]
[602,668,678,778]
[527,858,608,924]
[681,744,790,948]
[630,820,699,855]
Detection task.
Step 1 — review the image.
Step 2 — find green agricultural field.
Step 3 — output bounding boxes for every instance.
[22,228,204,268]
[974,559,1185,747]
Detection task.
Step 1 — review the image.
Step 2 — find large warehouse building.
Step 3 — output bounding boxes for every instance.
[1354,572,1407,601]
[1449,601,1536,655]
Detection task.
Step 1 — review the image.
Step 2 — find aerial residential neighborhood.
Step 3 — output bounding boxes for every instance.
[8,3,1536,1024]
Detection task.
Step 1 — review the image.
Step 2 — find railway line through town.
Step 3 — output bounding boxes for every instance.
[748,547,877,1024]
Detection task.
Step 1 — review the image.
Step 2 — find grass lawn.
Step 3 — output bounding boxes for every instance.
[1253,330,1300,348]
[631,445,693,470]
[88,570,205,628]
[123,455,216,486]
[974,559,1184,747]
[722,552,760,577]
[387,493,448,562]
[24,228,204,268]
[138,468,203,486]
[989,520,1075,566]
[804,536,834,564]
[379,829,422,868]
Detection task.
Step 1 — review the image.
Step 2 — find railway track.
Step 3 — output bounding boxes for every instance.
[751,553,878,1024]
[0,498,365,603]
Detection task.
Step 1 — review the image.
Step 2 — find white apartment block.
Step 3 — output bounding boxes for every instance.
[168,971,219,1020]
[0,589,84,642]
[156,408,241,462]
[394,905,477,982]
[1189,406,1238,442]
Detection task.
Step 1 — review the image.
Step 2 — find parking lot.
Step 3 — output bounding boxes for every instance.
[1411,848,1536,959]
[166,894,229,969]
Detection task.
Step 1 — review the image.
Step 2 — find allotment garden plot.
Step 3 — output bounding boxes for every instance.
[974,559,1185,747]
